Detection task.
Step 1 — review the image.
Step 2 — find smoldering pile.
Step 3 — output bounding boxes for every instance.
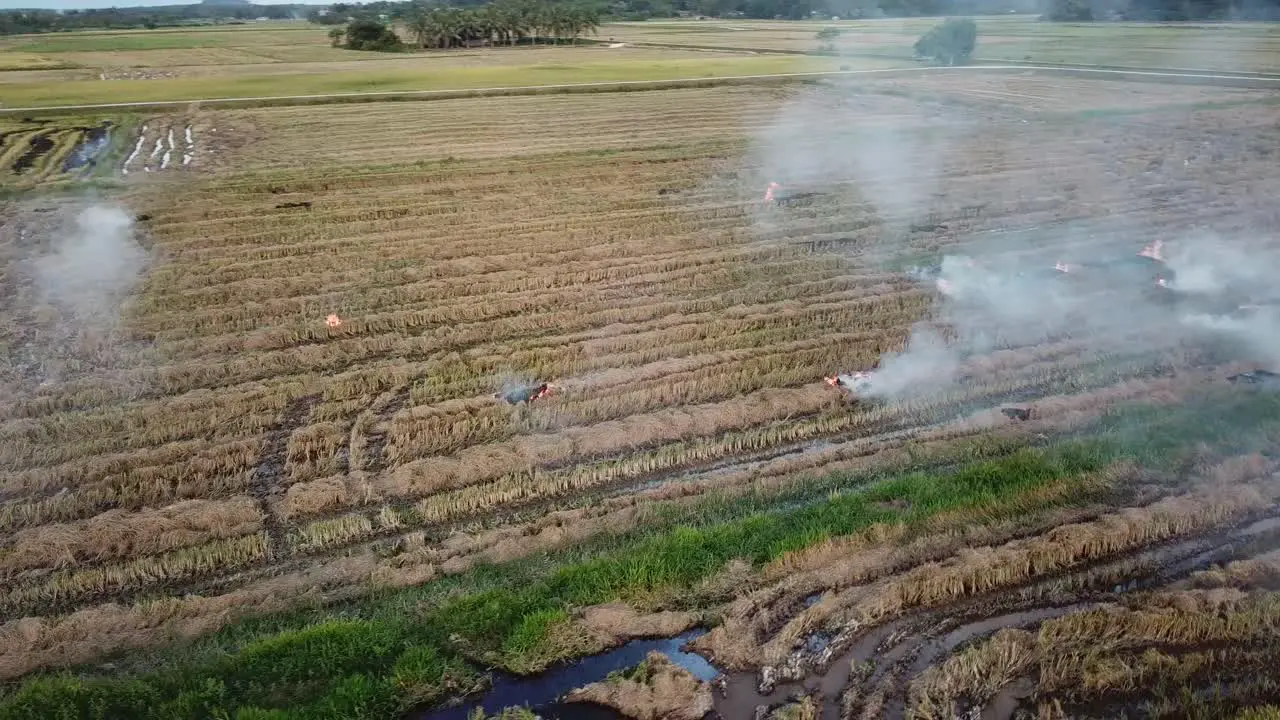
[494,381,556,406]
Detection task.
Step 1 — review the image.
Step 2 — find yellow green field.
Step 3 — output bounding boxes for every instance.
[2,18,1279,110]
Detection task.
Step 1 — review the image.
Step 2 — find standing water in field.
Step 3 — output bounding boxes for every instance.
[416,630,714,720]
[62,122,114,172]
[122,124,147,175]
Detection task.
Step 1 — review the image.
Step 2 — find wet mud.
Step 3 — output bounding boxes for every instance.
[408,502,1280,720]
[252,395,320,561]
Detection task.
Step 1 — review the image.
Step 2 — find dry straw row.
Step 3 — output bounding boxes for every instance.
[761,474,1277,666]
[157,250,855,355]
[139,239,823,337]
[0,438,261,528]
[908,592,1280,719]
[0,533,269,618]
[0,495,263,576]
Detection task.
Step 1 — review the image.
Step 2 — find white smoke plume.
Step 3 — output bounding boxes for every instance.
[866,233,1280,403]
[34,205,146,323]
[744,81,1279,405]
[856,324,959,399]
[746,82,968,244]
[2,203,150,393]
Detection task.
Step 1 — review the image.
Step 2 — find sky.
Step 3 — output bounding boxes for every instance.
[0,0,334,8]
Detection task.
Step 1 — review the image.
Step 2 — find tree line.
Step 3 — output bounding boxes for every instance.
[1044,0,1280,19]
[0,4,303,35]
[329,0,601,51]
[317,0,1040,22]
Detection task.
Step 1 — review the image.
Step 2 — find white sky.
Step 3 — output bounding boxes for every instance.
[0,0,335,8]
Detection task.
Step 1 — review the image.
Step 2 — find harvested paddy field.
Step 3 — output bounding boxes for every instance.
[2,67,1280,720]
[0,115,123,184]
[601,17,1280,73]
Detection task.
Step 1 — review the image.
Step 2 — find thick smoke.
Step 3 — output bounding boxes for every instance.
[34,205,146,324]
[746,82,1279,405]
[868,232,1280,402]
[1168,238,1280,367]
[747,84,968,243]
[2,203,149,392]
[856,325,959,399]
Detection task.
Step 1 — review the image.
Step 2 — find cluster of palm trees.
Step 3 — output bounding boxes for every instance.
[403,1,601,49]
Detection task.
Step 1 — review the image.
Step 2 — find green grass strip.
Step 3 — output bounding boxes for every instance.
[2,388,1279,719]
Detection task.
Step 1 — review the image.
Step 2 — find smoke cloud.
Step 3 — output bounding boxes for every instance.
[34,205,146,323]
[870,233,1280,402]
[746,82,1279,405]
[2,203,149,393]
[747,84,969,244]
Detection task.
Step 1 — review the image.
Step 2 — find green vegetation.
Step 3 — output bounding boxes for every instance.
[402,2,600,50]
[0,55,829,108]
[2,388,1278,720]
[2,19,1280,111]
[342,19,404,52]
[0,449,1097,720]
[1238,708,1280,720]
[606,656,659,685]
[913,17,977,66]
[1041,0,1280,21]
[815,25,842,51]
[0,4,301,35]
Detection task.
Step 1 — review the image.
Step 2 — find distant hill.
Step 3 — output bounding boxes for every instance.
[200,0,253,5]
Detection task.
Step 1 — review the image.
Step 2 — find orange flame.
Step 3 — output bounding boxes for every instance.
[824,376,840,387]
[325,314,342,328]
[764,182,780,203]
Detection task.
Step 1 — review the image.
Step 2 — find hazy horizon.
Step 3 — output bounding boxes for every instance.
[0,0,334,9]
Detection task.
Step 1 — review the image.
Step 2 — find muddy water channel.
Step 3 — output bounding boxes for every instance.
[416,513,1280,720]
[417,631,716,720]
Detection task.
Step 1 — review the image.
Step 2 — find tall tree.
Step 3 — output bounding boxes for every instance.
[406,11,433,47]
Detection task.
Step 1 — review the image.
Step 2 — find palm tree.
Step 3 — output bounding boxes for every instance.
[521,0,545,44]
[496,2,527,46]
[548,5,570,44]
[568,6,599,44]
[406,12,432,48]
[437,8,465,49]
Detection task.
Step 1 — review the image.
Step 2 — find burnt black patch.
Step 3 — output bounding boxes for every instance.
[1001,407,1032,421]
[1228,370,1280,388]
[773,191,824,207]
[275,201,312,210]
[12,133,54,175]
